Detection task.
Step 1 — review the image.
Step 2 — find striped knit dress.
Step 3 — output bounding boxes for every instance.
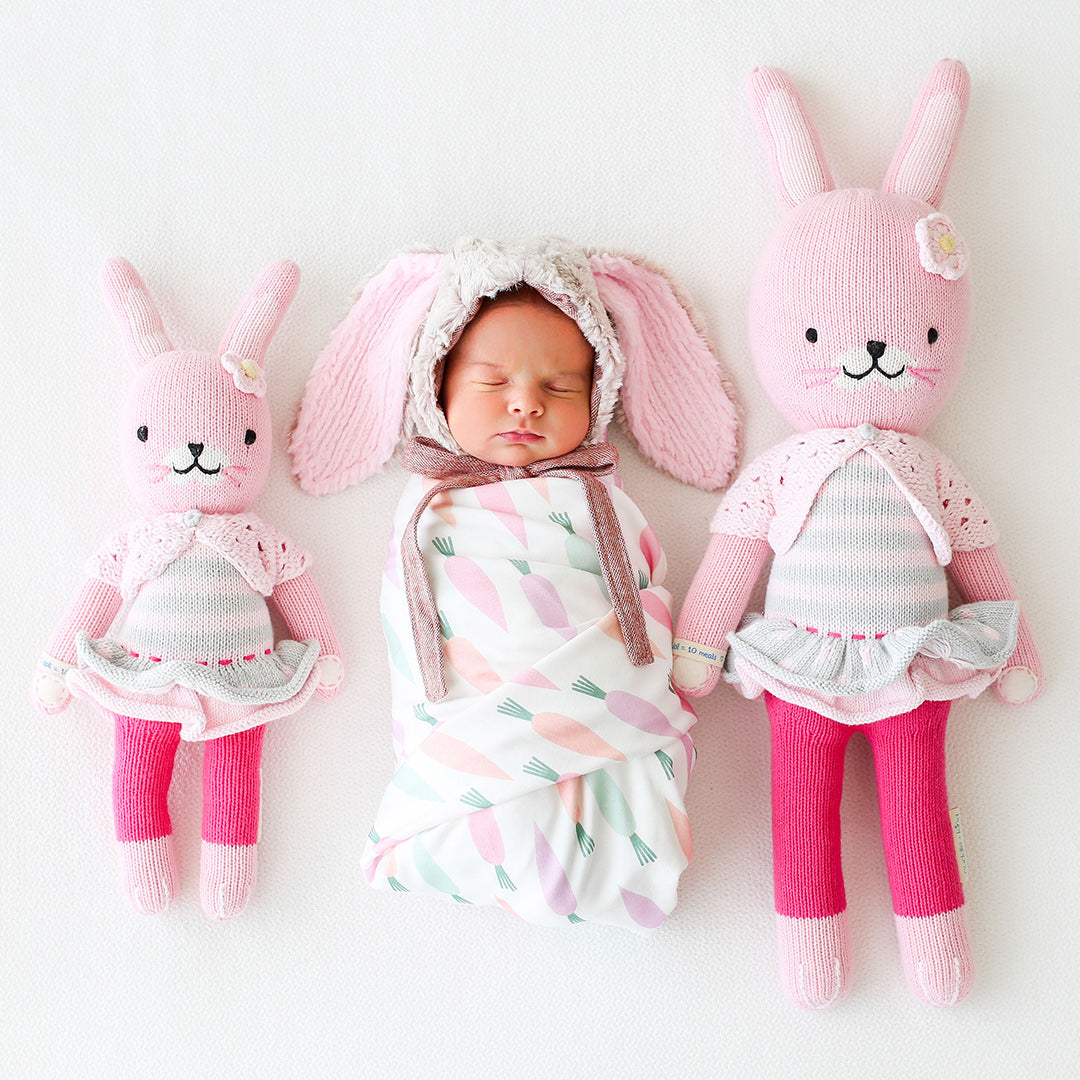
[764,453,948,638]
[714,427,1019,724]
[69,512,320,740]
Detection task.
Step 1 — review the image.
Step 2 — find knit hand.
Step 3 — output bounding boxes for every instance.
[671,655,721,698]
[32,654,73,714]
[993,619,1042,705]
[994,665,1041,705]
[314,654,345,700]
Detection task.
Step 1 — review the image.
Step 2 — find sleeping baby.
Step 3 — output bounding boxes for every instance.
[290,237,737,928]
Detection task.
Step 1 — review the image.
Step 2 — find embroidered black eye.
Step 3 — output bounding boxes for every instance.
[805,328,818,343]
[244,429,257,446]
[927,327,939,345]
[137,426,149,442]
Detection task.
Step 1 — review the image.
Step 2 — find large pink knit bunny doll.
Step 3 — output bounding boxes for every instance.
[673,62,1042,1006]
[33,259,343,919]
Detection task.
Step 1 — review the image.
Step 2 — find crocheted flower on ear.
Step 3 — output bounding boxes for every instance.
[220,351,267,396]
[916,213,968,280]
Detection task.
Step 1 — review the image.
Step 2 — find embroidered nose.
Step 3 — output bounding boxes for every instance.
[188,443,204,459]
[866,341,886,361]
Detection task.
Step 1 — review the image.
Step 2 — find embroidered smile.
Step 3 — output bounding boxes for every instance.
[174,444,221,475]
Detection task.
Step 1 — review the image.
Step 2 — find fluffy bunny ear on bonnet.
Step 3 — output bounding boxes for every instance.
[290,252,445,494]
[291,239,739,495]
[590,254,739,490]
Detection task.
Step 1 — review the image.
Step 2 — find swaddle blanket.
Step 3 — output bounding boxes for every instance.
[362,474,695,930]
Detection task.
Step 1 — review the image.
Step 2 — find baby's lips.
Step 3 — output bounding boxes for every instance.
[497,430,543,443]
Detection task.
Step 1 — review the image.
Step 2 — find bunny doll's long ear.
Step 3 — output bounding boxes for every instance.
[290,252,446,495]
[218,260,301,368]
[748,66,834,209]
[100,257,173,369]
[589,255,739,491]
[882,59,970,209]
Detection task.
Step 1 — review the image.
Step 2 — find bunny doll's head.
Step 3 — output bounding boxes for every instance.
[748,60,971,436]
[290,236,739,494]
[102,258,299,515]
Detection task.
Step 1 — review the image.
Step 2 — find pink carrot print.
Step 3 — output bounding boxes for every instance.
[495,895,524,920]
[366,830,407,891]
[461,788,515,890]
[619,887,667,930]
[666,798,694,864]
[432,537,507,629]
[381,841,408,892]
[499,697,625,761]
[638,587,673,633]
[533,824,581,922]
[420,731,512,780]
[528,476,550,501]
[572,675,693,761]
[638,525,662,577]
[522,758,593,856]
[509,560,575,640]
[508,667,560,690]
[476,484,528,545]
[439,612,502,693]
[383,536,400,588]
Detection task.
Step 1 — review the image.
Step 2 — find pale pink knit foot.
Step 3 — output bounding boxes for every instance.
[777,912,853,1009]
[119,836,176,914]
[895,908,974,1006]
[200,841,257,920]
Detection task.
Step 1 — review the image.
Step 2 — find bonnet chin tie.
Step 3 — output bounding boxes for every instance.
[401,436,653,701]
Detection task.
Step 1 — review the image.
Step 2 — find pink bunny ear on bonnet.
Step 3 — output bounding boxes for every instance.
[589,254,739,490]
[290,252,446,495]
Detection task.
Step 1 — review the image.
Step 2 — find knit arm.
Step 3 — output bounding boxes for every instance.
[672,533,771,697]
[33,577,124,715]
[949,545,1042,704]
[272,572,343,699]
[46,577,123,664]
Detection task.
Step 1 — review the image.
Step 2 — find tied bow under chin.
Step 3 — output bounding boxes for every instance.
[401,436,653,701]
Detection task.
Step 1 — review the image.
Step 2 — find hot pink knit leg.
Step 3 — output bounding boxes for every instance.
[865,700,972,1004]
[766,693,854,1007]
[112,714,181,913]
[200,725,264,920]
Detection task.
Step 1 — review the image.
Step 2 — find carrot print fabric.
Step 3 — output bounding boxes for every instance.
[363,475,696,930]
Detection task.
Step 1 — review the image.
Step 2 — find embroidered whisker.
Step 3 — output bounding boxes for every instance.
[907,367,941,386]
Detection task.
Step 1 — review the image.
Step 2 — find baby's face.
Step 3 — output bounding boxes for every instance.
[440,290,594,466]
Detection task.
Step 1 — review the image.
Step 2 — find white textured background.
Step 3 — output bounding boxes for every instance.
[3,2,1078,1077]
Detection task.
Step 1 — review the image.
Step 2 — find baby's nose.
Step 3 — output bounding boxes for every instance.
[510,388,543,414]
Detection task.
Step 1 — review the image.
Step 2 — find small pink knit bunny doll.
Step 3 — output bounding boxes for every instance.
[673,61,1042,1006]
[33,259,343,919]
